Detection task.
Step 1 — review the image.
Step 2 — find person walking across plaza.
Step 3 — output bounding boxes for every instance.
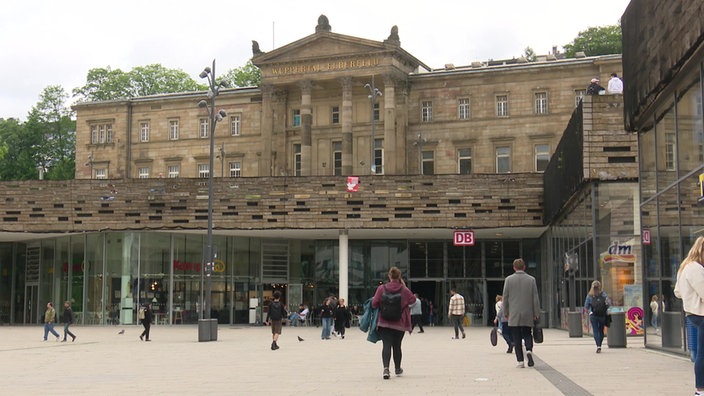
[265,290,287,350]
[61,300,77,342]
[320,298,334,340]
[139,303,153,341]
[371,266,416,379]
[674,236,704,396]
[409,293,424,334]
[502,258,540,368]
[333,298,351,339]
[448,288,466,339]
[494,295,513,353]
[43,301,60,341]
[585,280,610,353]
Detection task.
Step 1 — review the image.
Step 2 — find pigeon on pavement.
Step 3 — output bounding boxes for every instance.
[297,336,304,342]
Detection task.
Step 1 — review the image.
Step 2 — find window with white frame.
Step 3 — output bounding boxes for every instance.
[229,161,241,177]
[373,138,384,174]
[534,92,548,114]
[138,167,150,179]
[169,120,179,140]
[665,133,676,170]
[421,151,434,175]
[458,98,470,120]
[198,163,209,178]
[496,146,511,173]
[458,148,472,174]
[140,121,150,142]
[373,103,380,121]
[292,109,301,127]
[95,168,107,179]
[535,144,550,172]
[230,115,241,136]
[575,90,586,107]
[167,165,180,178]
[294,144,302,176]
[496,95,509,117]
[331,106,340,124]
[421,101,433,122]
[333,141,342,176]
[91,123,113,144]
[200,118,209,138]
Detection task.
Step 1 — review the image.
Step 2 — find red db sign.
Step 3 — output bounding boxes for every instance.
[453,230,475,246]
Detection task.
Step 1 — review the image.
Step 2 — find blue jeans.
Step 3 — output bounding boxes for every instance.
[43,322,59,340]
[321,317,333,339]
[687,315,704,389]
[590,315,606,347]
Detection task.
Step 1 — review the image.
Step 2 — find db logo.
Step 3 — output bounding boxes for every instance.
[453,230,475,246]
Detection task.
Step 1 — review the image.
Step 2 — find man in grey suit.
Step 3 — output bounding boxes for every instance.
[502,258,540,368]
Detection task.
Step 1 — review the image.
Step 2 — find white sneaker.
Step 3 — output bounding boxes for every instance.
[516,361,525,368]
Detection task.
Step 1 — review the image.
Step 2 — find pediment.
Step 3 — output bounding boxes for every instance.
[253,32,389,65]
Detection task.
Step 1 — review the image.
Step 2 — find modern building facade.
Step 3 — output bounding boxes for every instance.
[0,16,643,336]
[622,0,704,355]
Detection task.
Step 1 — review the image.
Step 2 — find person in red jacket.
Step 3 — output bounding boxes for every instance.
[371,266,416,380]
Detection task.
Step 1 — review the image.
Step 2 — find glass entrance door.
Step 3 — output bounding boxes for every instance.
[24,284,38,324]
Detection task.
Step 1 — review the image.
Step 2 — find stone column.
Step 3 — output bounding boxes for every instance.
[339,77,353,176]
[300,80,313,176]
[382,75,397,174]
[338,229,349,302]
[260,84,274,176]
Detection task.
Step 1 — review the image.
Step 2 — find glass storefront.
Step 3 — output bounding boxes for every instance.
[640,73,703,355]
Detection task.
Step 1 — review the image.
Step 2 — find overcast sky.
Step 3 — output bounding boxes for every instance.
[0,0,631,120]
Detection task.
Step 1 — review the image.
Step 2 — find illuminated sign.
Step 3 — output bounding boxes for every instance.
[453,230,475,246]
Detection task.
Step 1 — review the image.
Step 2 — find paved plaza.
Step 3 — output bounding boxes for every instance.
[0,324,694,395]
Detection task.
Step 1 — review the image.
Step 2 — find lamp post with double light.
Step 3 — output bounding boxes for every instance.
[364,77,382,174]
[197,60,227,332]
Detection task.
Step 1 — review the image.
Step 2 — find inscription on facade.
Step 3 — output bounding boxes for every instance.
[269,57,381,76]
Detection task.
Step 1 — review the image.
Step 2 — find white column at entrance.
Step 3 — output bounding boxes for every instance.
[338,230,349,302]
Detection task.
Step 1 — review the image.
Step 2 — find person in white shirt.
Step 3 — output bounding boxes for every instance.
[607,72,623,94]
[674,236,704,396]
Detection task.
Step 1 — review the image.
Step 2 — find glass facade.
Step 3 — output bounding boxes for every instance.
[640,73,704,354]
[0,233,541,328]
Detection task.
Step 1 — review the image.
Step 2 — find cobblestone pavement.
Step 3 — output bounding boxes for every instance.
[0,324,693,395]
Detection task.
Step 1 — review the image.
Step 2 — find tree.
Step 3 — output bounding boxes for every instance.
[73,64,205,102]
[563,25,622,57]
[222,60,261,88]
[0,117,37,180]
[25,86,76,180]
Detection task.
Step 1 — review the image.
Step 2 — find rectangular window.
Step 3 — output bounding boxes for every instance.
[230,115,241,136]
[373,138,384,174]
[535,144,550,172]
[575,90,586,107]
[373,103,380,121]
[458,148,472,174]
[534,92,548,114]
[229,161,241,177]
[293,144,302,176]
[140,121,150,142]
[169,120,179,140]
[167,165,180,178]
[331,106,340,124]
[333,141,342,176]
[292,109,301,127]
[458,98,470,120]
[421,151,434,175]
[95,168,107,179]
[421,101,432,122]
[665,133,676,170]
[200,118,209,138]
[198,164,209,178]
[496,95,509,117]
[496,146,511,173]
[138,167,150,179]
[91,123,113,144]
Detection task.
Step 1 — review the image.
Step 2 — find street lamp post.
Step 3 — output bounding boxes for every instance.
[198,60,227,328]
[364,77,382,174]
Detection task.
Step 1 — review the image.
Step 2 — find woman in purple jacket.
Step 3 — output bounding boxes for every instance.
[371,266,416,379]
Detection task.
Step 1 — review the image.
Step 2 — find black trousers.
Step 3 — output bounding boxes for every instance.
[141,322,151,340]
[510,326,534,362]
[378,327,405,370]
[411,314,424,332]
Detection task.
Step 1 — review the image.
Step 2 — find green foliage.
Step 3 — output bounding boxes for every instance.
[563,25,622,57]
[222,60,262,88]
[523,47,537,62]
[0,117,39,180]
[73,64,205,102]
